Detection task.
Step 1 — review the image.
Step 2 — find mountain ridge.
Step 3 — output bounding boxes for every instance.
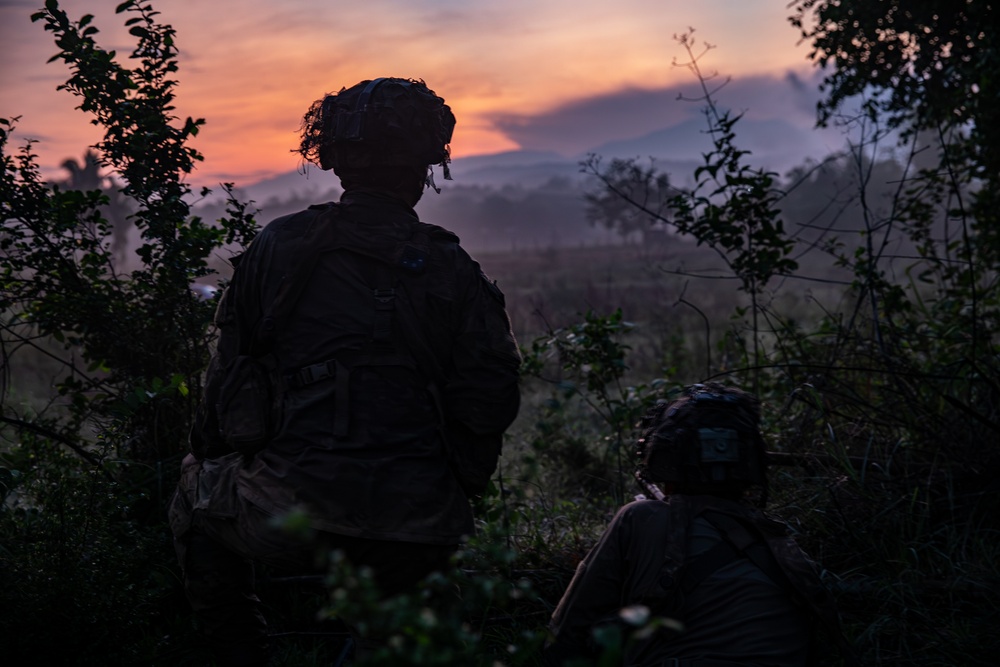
[233,116,839,204]
[193,116,847,253]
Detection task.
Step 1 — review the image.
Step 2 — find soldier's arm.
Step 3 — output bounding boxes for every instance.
[189,235,270,459]
[544,506,633,664]
[189,284,239,459]
[443,257,521,497]
[545,500,678,664]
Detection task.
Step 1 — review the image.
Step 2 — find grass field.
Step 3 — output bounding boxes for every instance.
[4,237,997,665]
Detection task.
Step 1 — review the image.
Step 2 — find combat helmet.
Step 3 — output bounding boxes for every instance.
[297,78,455,181]
[636,383,769,504]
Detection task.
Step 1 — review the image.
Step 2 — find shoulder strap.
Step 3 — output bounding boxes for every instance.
[249,204,340,356]
[697,510,794,594]
[677,537,739,596]
[700,509,861,667]
[383,232,456,451]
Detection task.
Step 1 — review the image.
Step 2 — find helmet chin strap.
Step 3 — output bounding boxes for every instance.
[426,150,455,194]
[425,165,442,194]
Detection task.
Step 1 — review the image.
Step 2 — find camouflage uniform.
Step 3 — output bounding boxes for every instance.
[544,495,823,667]
[544,383,850,667]
[168,190,521,665]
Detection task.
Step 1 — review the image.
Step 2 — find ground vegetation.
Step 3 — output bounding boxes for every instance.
[1,2,997,665]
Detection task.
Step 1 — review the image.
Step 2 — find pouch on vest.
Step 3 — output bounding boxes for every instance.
[214,206,338,457]
[216,354,275,456]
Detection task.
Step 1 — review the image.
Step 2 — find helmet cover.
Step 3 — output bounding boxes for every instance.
[297,78,455,176]
[636,383,768,492]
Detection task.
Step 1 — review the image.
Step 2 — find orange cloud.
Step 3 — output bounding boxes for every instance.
[1,0,811,188]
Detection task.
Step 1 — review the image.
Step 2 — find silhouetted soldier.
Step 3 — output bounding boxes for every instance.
[169,78,521,667]
[543,383,852,667]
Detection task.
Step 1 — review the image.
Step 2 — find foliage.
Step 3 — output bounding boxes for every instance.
[3,0,999,665]
[1,1,257,663]
[581,10,1000,667]
[789,0,1000,266]
[788,1,996,168]
[778,0,1000,471]
[774,8,1000,653]
[0,431,178,666]
[318,527,548,666]
[2,0,258,463]
[521,309,673,504]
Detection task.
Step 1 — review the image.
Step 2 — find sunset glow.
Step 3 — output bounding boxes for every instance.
[0,0,814,188]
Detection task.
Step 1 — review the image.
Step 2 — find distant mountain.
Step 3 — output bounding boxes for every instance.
[585,117,715,161]
[450,149,565,171]
[449,151,581,188]
[585,117,844,177]
[194,117,848,253]
[230,116,842,204]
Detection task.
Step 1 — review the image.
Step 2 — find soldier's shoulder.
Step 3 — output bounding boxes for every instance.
[267,203,338,234]
[625,498,672,514]
[474,268,506,306]
[416,221,461,245]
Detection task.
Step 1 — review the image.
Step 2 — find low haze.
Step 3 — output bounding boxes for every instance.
[0,0,838,190]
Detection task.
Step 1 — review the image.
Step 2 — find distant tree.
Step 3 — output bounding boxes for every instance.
[56,149,134,261]
[59,150,103,191]
[789,0,999,262]
[779,153,916,263]
[584,157,674,243]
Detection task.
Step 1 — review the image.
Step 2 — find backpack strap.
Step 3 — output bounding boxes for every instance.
[273,216,447,440]
[249,204,341,356]
[696,511,794,594]
[371,262,397,348]
[699,510,861,667]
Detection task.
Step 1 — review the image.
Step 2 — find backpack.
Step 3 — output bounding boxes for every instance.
[216,202,454,456]
[660,499,860,666]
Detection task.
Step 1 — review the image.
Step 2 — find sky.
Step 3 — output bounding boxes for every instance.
[0,0,825,188]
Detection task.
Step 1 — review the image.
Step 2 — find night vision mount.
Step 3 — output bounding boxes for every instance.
[635,383,768,495]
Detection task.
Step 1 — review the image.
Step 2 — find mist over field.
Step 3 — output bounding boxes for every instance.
[195,110,851,255]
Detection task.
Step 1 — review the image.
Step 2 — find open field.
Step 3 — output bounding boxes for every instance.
[4,239,997,666]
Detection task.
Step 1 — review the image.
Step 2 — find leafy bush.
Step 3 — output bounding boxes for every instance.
[0,430,178,665]
[1,1,256,663]
[581,18,1000,666]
